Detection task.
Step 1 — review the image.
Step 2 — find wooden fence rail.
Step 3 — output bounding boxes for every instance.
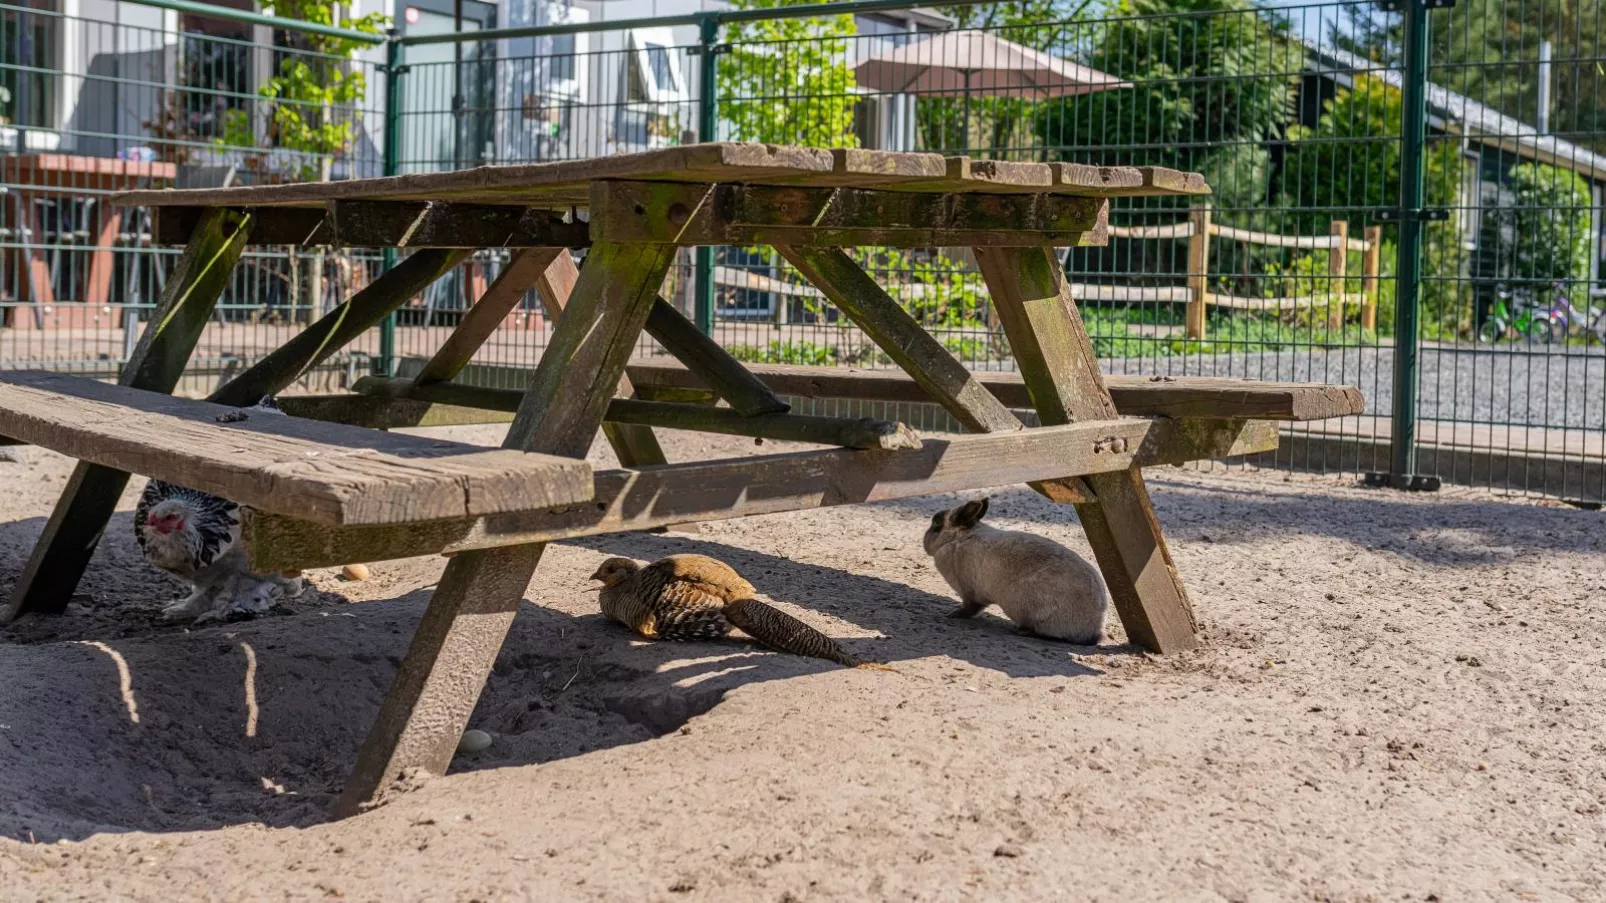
[1104,203,1383,340]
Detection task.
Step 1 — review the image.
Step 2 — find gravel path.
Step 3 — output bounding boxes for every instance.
[1099,344,1606,430]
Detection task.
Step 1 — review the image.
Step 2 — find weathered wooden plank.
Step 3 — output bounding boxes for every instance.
[353,375,904,449]
[117,145,1206,209]
[120,144,837,208]
[334,240,678,817]
[643,298,790,417]
[210,248,470,407]
[611,399,919,450]
[415,248,562,386]
[623,361,1366,423]
[592,181,1108,248]
[154,203,589,248]
[526,250,667,469]
[0,372,591,526]
[154,206,329,246]
[1050,164,1210,197]
[275,393,513,430]
[4,208,253,622]
[247,418,1279,571]
[774,246,1024,434]
[976,246,1198,654]
[328,201,588,248]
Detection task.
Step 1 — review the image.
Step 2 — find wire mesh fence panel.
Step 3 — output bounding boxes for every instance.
[1,0,386,394]
[1418,0,1606,501]
[3,0,1602,502]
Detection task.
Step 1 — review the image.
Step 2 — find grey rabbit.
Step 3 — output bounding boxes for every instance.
[922,497,1108,644]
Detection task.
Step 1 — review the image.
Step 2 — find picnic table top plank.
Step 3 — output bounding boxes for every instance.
[0,371,593,526]
[114,143,1210,209]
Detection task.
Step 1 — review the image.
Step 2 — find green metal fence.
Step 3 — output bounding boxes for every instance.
[3,0,1603,504]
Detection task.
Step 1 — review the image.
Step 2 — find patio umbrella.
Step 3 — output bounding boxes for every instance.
[853,31,1131,149]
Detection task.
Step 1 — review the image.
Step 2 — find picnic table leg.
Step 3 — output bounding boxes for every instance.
[333,240,677,817]
[2,209,254,622]
[975,247,1198,654]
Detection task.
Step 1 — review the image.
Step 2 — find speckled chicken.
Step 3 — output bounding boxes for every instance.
[590,554,893,670]
[134,397,304,623]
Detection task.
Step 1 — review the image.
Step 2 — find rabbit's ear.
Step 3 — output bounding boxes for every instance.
[952,499,988,528]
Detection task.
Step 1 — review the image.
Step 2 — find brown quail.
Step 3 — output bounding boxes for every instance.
[589,554,893,671]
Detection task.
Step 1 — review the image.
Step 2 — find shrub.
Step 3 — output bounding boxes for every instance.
[1508,162,1594,309]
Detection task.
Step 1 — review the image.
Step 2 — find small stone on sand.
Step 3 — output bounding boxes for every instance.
[341,564,371,582]
[458,729,493,754]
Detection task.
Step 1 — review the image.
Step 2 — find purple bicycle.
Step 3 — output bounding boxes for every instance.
[1539,281,1606,346]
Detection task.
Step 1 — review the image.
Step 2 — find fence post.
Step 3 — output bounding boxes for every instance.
[1368,0,1440,492]
[693,16,722,337]
[377,32,404,377]
[1186,202,1211,339]
[1328,219,1349,328]
[1361,224,1382,331]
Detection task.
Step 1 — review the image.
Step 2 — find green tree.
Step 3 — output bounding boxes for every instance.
[1279,74,1468,334]
[1432,0,1606,156]
[1506,163,1594,307]
[220,0,387,180]
[1031,0,1296,210]
[719,0,859,147]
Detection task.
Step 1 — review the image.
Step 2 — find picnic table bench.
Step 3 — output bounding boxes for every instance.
[0,143,1363,817]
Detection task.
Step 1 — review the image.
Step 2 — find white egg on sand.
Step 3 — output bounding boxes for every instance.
[457,729,493,754]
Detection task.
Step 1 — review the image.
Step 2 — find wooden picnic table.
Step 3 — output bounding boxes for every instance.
[0,143,1362,817]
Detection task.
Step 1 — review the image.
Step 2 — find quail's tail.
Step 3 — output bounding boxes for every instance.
[722,598,895,671]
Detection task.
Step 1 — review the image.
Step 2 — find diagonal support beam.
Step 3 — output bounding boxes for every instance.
[775,246,1023,433]
[211,248,470,407]
[775,245,1094,503]
[525,250,666,467]
[415,247,562,386]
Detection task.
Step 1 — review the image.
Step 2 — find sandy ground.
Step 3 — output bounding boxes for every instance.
[1,424,1603,902]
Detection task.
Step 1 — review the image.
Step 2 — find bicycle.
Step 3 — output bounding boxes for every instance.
[1477,284,1558,344]
[1540,280,1606,345]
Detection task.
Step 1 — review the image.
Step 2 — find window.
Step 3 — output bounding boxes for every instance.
[551,33,576,82]
[541,2,586,97]
[1,1,59,132]
[178,1,253,140]
[625,27,687,105]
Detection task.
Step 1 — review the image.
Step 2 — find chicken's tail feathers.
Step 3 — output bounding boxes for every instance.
[721,598,893,671]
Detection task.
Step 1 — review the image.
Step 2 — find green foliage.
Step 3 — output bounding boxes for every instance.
[219,0,387,178]
[1432,0,1606,157]
[719,0,859,147]
[726,340,845,366]
[939,331,998,363]
[1278,74,1468,335]
[1078,307,1157,358]
[1165,313,1377,355]
[869,250,990,329]
[1031,0,1295,207]
[1507,163,1594,308]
